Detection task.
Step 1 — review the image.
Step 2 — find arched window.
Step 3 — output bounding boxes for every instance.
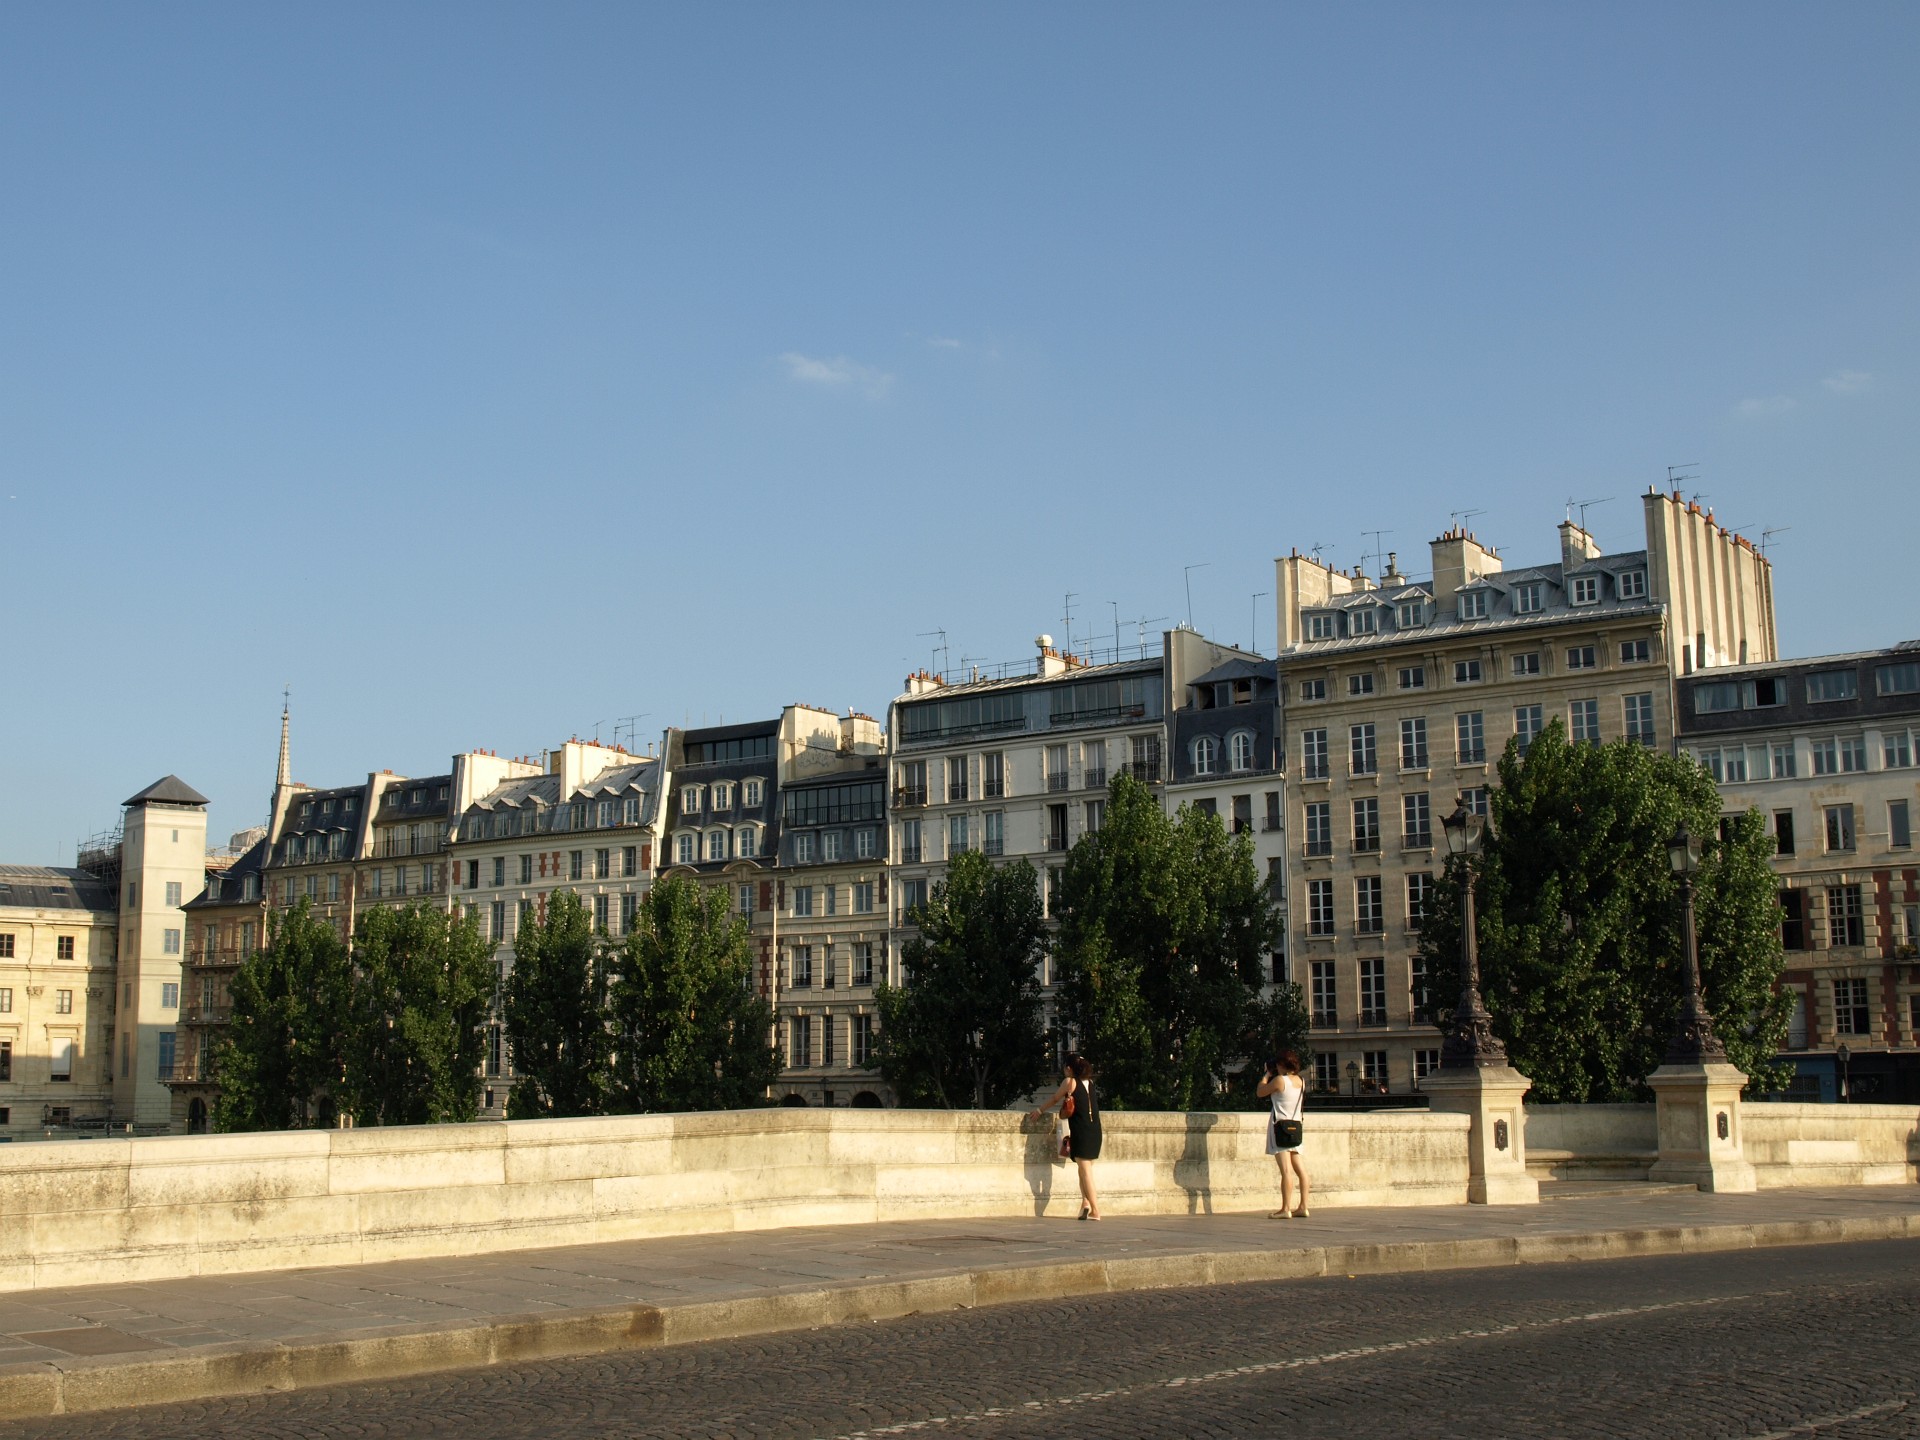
[736,826,756,858]
[676,833,696,865]
[1193,736,1219,775]
[707,830,728,861]
[1229,731,1255,772]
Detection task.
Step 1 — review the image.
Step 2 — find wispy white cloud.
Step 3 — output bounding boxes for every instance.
[1822,369,1873,395]
[924,336,963,350]
[1734,395,1797,419]
[779,352,893,397]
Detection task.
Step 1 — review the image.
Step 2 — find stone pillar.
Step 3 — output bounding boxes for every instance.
[1646,1061,1757,1193]
[1421,1064,1540,1205]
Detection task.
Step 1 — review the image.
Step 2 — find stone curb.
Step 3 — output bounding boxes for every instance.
[1,1211,1915,1422]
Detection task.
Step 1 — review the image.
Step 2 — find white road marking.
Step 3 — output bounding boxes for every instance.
[1743,1398,1913,1439]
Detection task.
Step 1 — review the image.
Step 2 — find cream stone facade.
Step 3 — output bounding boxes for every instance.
[0,866,118,1138]
[1274,489,1777,1096]
[448,740,665,1116]
[1678,644,1920,1102]
[771,709,890,1107]
[172,837,269,1131]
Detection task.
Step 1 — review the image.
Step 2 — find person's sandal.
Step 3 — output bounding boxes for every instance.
[1294,1207,1311,1218]
[1269,1209,1292,1219]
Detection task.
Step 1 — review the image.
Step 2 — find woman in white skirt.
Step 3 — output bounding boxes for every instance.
[1257,1050,1309,1218]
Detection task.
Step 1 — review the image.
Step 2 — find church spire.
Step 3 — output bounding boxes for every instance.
[276,686,292,788]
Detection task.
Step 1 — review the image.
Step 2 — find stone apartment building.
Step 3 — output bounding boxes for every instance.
[887,639,1168,1039]
[0,864,118,1138]
[772,710,889,1107]
[172,837,269,1130]
[1163,629,1289,990]
[448,739,665,1115]
[1273,488,1777,1096]
[1678,643,1920,1103]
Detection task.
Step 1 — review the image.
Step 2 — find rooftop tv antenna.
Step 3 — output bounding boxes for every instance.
[1565,495,1613,532]
[1060,594,1078,652]
[1760,526,1791,558]
[1182,564,1210,629]
[613,713,651,750]
[1127,614,1170,658]
[1448,508,1486,531]
[917,628,949,675]
[1251,592,1269,654]
[1360,529,1394,578]
[1666,464,1706,505]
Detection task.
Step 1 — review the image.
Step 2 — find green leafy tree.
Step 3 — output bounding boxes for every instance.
[344,903,494,1126]
[213,898,351,1131]
[608,874,778,1111]
[872,849,1050,1109]
[1220,982,1315,1111]
[502,890,611,1117]
[1416,721,1790,1101]
[1054,775,1282,1110]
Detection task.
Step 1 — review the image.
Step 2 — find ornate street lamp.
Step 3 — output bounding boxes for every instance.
[1439,799,1507,1069]
[1664,826,1727,1064]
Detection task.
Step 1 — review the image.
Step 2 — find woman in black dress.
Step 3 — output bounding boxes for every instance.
[1030,1054,1102,1220]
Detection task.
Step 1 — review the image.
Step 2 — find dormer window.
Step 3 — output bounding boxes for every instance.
[1514,582,1545,614]
[1396,600,1426,628]
[1306,614,1336,641]
[1350,608,1378,636]
[1571,576,1598,606]
[300,803,313,820]
[1459,590,1489,621]
[1618,570,1647,599]
[683,787,702,815]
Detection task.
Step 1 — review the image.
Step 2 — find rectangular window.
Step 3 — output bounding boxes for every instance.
[162,928,181,955]
[1840,737,1868,773]
[0,933,10,958]
[983,811,1004,857]
[1402,792,1432,848]
[161,982,179,1008]
[1779,889,1806,950]
[1306,613,1336,640]
[853,941,876,986]
[623,846,638,878]
[1876,662,1920,696]
[1046,744,1069,792]
[1397,601,1426,629]
[1358,956,1387,1023]
[56,989,73,1014]
[520,854,534,884]
[822,943,836,986]
[1313,1052,1339,1091]
[852,1013,875,1065]
[949,813,970,855]
[1349,724,1377,776]
[983,751,1005,797]
[1398,665,1426,690]
[1307,879,1335,937]
[1300,678,1327,701]
[789,1015,811,1067]
[1513,582,1544,614]
[1833,977,1870,1035]
[620,893,637,933]
[1453,658,1483,684]
[1887,731,1914,769]
[855,827,878,860]
[853,882,875,914]
[0,987,10,1012]
[1514,704,1544,754]
[1048,804,1069,851]
[1304,802,1332,857]
[823,830,844,863]
[1618,570,1647,599]
[569,851,584,881]
[1694,682,1741,714]
[1458,590,1488,621]
[1310,961,1337,1026]
[793,886,814,918]
[0,1038,9,1079]
[1623,693,1656,746]
[164,881,182,907]
[593,894,609,932]
[1892,800,1912,850]
[1620,638,1651,664]
[1352,798,1380,853]
[1350,608,1378,636]
[50,1038,72,1080]
[1355,878,1384,936]
[1301,729,1329,780]
[1827,885,1864,948]
[157,1031,176,1080]
[1566,645,1597,670]
[1774,810,1796,855]
[1265,791,1281,832]
[491,899,508,942]
[1511,652,1541,678]
[1414,1048,1440,1083]
[790,945,813,988]
[1083,739,1106,788]
[1407,872,1434,928]
[1825,804,1855,852]
[1807,670,1858,703]
[900,819,922,864]
[1348,672,1375,697]
[738,883,754,916]
[56,935,75,961]
[1569,698,1600,745]
[593,848,609,880]
[1455,711,1485,763]
[1811,739,1839,776]
[1399,717,1428,769]
[947,756,969,802]
[1463,787,1489,817]
[1084,799,1106,834]
[1130,733,1163,783]
[1570,576,1598,605]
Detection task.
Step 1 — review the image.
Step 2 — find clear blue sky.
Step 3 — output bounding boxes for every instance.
[3,4,1915,861]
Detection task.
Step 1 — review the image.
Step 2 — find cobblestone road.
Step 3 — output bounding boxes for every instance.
[5,1240,1917,1439]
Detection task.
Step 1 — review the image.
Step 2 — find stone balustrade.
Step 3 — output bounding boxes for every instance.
[0,1108,1469,1294]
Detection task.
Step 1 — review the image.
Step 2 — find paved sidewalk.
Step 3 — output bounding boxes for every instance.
[2,1184,1916,1420]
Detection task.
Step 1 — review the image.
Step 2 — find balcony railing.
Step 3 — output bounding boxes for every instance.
[1127,759,1162,784]
[181,1004,232,1026]
[1047,773,1070,792]
[1046,834,1070,852]
[1084,768,1107,790]
[895,786,928,808]
[1352,837,1381,854]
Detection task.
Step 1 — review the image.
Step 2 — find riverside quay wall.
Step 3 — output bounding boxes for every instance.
[0,1108,1468,1293]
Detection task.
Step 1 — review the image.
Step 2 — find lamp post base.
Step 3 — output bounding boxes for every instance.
[1422,1064,1540,1205]
[1646,1061,1757,1193]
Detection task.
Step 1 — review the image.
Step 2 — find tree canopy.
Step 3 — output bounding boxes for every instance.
[343,903,494,1126]
[1053,775,1284,1110]
[1416,721,1790,1101]
[608,874,778,1112]
[502,890,612,1118]
[213,898,351,1131]
[871,849,1051,1109]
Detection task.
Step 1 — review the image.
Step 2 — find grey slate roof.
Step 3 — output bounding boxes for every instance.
[123,775,209,807]
[0,865,118,914]
[185,839,269,910]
